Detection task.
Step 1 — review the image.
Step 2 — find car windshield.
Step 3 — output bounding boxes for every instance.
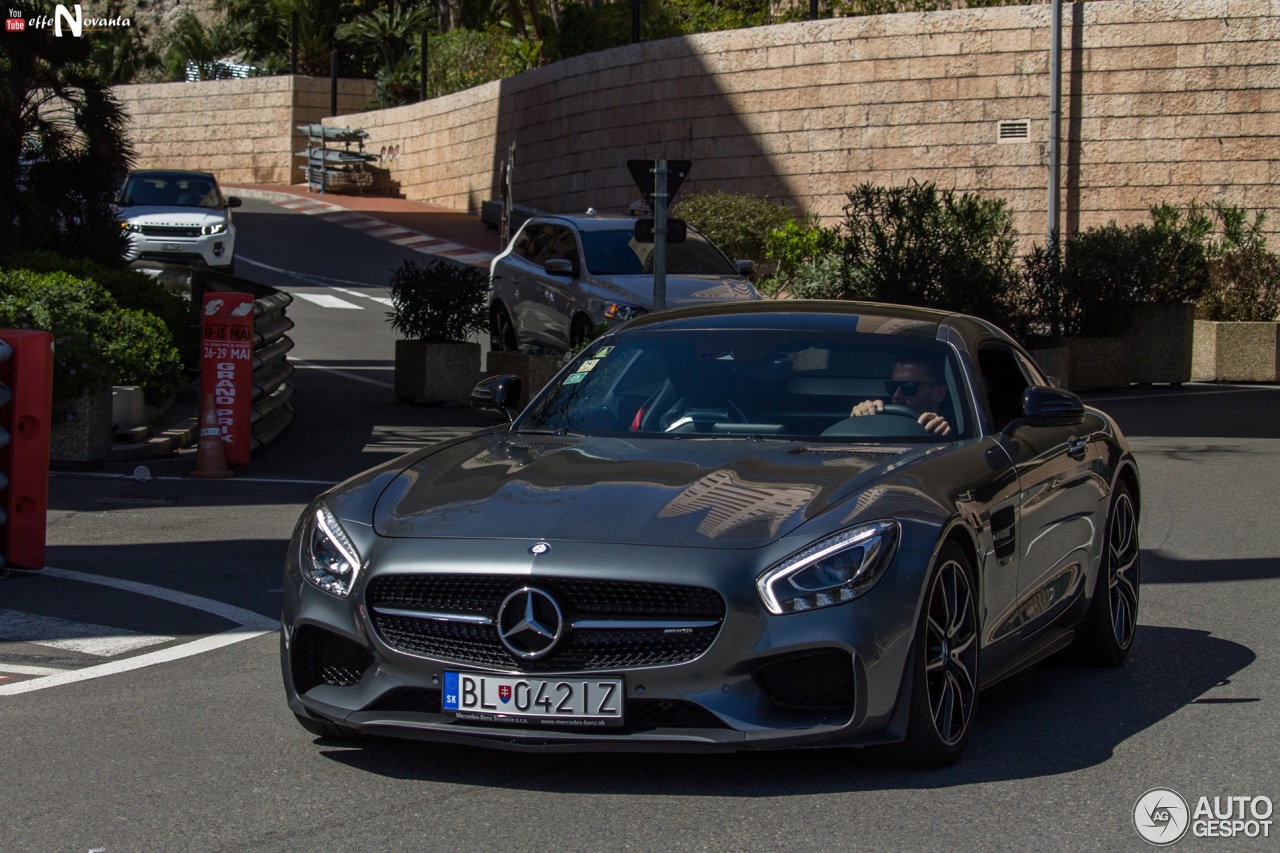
[119,174,222,209]
[516,328,972,441]
[580,227,739,276]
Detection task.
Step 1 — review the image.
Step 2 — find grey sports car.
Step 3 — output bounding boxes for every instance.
[282,300,1140,766]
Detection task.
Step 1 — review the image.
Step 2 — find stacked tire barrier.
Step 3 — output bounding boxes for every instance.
[197,270,296,456]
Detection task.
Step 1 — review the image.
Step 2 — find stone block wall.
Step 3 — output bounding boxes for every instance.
[115,0,1278,248]
[116,76,375,185]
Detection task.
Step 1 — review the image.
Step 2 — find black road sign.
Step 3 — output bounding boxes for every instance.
[634,218,687,244]
[627,159,692,207]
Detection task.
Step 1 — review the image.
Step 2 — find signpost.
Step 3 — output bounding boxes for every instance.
[200,293,254,466]
[626,158,692,311]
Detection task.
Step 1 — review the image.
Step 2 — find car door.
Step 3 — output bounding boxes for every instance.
[527,224,583,348]
[495,222,561,349]
[979,342,1105,649]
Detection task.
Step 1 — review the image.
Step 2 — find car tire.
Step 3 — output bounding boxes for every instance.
[1070,481,1140,666]
[569,315,596,351]
[894,541,979,768]
[293,711,359,740]
[491,304,518,351]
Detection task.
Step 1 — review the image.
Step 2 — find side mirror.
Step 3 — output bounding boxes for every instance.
[543,258,575,277]
[735,259,755,277]
[1015,386,1085,428]
[472,374,523,421]
[226,196,243,208]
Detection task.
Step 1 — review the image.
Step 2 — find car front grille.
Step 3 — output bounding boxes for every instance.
[139,224,202,237]
[291,625,374,693]
[366,574,726,672]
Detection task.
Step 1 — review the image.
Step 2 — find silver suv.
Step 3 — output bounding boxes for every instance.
[488,213,760,352]
[117,170,241,273]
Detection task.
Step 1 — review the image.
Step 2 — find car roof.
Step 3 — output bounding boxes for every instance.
[126,169,219,182]
[620,299,981,340]
[527,213,685,233]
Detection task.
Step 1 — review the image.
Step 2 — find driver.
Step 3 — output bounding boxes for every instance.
[850,355,952,435]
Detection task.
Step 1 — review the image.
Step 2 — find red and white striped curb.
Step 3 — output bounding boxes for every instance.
[272,196,495,268]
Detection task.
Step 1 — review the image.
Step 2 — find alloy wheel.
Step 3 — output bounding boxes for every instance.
[1106,491,1140,650]
[924,557,978,746]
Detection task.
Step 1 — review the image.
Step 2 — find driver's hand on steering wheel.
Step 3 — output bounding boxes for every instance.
[850,399,952,435]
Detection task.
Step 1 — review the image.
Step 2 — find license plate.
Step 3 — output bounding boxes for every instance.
[162,243,180,251]
[443,671,623,726]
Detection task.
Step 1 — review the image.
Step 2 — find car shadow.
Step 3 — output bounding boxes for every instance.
[316,621,1252,794]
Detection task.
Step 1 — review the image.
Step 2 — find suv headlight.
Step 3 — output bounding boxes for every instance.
[303,505,363,597]
[757,521,899,615]
[202,222,227,235]
[120,222,141,233]
[603,302,647,322]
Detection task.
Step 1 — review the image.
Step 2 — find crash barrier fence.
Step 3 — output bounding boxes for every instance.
[194,269,296,456]
[0,330,53,572]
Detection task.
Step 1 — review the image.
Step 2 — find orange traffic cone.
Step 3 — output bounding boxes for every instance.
[190,392,234,478]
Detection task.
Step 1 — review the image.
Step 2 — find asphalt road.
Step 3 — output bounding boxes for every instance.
[2,199,1278,852]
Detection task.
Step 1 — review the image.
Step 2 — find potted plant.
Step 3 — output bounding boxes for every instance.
[1193,245,1280,382]
[387,258,488,403]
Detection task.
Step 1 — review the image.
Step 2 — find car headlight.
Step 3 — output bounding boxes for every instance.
[757,521,900,615]
[603,302,647,322]
[303,505,363,597]
[202,222,227,235]
[120,222,141,233]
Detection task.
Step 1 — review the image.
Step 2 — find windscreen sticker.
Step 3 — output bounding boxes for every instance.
[579,359,599,372]
[563,372,587,385]
[593,347,614,358]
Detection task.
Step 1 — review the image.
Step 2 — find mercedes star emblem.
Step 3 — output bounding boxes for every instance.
[496,587,565,659]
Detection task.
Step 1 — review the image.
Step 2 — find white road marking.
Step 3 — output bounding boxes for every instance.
[0,568,277,696]
[0,610,173,657]
[331,286,394,308]
[293,293,363,309]
[0,663,67,676]
[290,357,394,389]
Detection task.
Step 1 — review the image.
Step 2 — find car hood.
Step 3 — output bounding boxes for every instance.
[372,433,918,548]
[591,274,759,309]
[118,205,229,226]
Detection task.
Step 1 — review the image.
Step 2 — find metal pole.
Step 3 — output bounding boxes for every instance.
[419,30,427,102]
[1048,0,1062,250]
[810,0,818,20]
[631,0,640,44]
[290,12,298,75]
[329,49,338,116]
[654,158,667,311]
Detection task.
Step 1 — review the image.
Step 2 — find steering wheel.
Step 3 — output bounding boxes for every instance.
[878,404,923,420]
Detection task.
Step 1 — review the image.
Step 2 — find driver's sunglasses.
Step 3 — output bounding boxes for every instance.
[885,380,939,397]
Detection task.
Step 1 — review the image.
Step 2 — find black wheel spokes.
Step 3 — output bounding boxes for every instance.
[1108,494,1139,649]
[925,559,978,745]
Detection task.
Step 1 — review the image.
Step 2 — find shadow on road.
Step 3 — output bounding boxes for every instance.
[314,622,1252,794]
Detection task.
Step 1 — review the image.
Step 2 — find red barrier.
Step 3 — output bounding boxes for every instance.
[200,293,255,466]
[0,330,54,571]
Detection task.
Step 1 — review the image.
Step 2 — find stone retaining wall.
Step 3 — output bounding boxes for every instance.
[116,0,1278,246]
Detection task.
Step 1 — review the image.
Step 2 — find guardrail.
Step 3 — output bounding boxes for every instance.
[195,269,296,455]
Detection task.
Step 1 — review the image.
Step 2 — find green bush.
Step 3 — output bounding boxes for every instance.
[7,251,199,370]
[672,192,798,269]
[386,258,488,343]
[834,180,1021,328]
[0,268,185,409]
[1198,246,1280,322]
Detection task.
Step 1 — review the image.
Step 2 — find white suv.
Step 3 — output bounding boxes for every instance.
[117,170,241,274]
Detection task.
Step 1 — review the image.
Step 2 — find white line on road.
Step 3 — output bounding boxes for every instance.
[0,568,277,696]
[293,293,363,309]
[0,610,173,657]
[290,357,394,390]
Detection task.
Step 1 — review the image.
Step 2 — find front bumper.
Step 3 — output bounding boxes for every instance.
[281,536,931,753]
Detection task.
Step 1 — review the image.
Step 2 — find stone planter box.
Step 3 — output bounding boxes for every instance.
[1128,302,1194,385]
[50,388,112,466]
[1193,320,1280,382]
[485,351,566,409]
[393,340,481,404]
[1062,336,1130,391]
